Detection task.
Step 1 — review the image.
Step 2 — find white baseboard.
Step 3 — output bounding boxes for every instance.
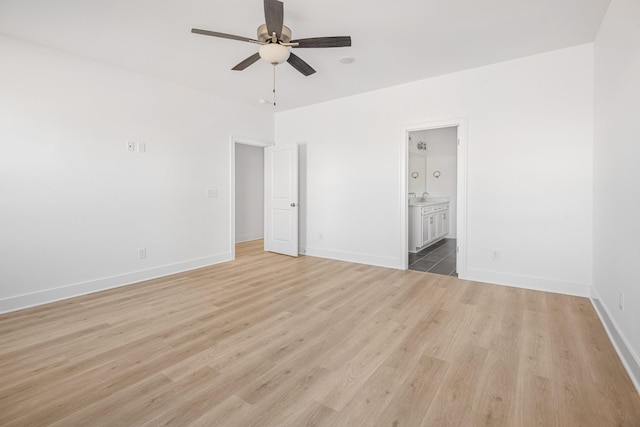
[464,268,591,297]
[0,252,232,314]
[235,233,264,243]
[590,287,640,395]
[304,246,402,269]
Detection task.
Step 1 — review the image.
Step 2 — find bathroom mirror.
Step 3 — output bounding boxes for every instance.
[408,152,426,195]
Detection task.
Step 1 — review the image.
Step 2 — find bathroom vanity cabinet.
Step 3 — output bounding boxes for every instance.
[409,202,450,253]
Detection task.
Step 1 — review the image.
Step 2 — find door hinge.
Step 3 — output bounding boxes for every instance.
[456,246,460,253]
[457,138,460,146]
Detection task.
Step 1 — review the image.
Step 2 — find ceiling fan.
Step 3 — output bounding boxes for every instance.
[191,0,352,76]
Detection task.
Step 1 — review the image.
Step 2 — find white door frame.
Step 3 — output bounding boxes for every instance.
[229,135,272,261]
[400,118,468,278]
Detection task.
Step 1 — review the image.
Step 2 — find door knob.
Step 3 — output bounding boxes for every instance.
[291,203,297,207]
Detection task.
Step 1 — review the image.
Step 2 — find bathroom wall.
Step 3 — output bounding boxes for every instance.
[407,132,427,195]
[411,127,458,238]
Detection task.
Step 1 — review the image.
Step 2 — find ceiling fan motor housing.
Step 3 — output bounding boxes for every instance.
[257,24,292,42]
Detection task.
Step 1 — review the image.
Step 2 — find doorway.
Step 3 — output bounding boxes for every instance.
[407,126,458,275]
[235,144,264,242]
[402,119,467,278]
[229,136,270,260]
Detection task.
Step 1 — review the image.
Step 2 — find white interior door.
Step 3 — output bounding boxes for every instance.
[264,143,298,256]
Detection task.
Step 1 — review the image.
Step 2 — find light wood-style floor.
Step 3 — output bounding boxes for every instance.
[1,240,639,426]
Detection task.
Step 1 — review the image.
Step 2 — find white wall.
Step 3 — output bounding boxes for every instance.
[275,44,594,296]
[593,0,640,389]
[0,35,273,312]
[235,144,264,242]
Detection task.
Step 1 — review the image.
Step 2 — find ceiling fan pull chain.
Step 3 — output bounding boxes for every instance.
[273,64,276,107]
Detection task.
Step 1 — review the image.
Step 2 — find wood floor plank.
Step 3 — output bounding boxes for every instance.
[375,354,449,427]
[187,394,252,426]
[519,309,554,380]
[546,293,602,426]
[49,369,211,427]
[330,364,404,426]
[421,342,490,426]
[242,366,332,427]
[514,373,555,426]
[0,239,638,426]
[315,317,407,411]
[284,400,337,427]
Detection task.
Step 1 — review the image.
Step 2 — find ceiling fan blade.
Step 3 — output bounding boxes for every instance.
[287,52,316,76]
[191,28,261,44]
[264,0,284,39]
[232,52,261,71]
[291,36,351,48]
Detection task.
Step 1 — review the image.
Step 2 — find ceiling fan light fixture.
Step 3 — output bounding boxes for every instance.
[259,43,290,65]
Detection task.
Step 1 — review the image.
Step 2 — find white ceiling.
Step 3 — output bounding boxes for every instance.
[0,0,610,112]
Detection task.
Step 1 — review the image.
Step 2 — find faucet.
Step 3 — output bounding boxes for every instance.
[422,192,430,198]
[408,192,416,198]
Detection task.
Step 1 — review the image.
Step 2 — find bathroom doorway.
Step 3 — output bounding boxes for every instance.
[403,119,467,278]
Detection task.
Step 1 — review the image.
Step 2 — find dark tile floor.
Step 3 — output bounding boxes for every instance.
[409,238,457,277]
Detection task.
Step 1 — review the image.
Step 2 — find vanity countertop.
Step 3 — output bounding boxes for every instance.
[409,197,450,207]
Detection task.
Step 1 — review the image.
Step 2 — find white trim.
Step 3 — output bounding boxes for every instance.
[305,247,400,270]
[465,268,590,297]
[590,287,640,395]
[229,135,272,261]
[401,117,468,278]
[0,252,231,314]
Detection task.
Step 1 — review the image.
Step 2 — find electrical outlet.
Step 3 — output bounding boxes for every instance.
[207,189,218,198]
[127,141,136,152]
[491,249,501,260]
[619,291,624,311]
[138,248,147,259]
